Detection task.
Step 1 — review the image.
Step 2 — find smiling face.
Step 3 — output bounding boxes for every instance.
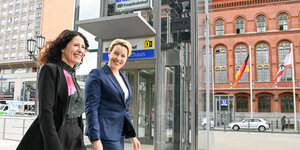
[108,44,128,73]
[61,35,86,67]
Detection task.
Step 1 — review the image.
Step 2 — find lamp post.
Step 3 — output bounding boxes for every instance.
[27,35,45,115]
[27,35,45,60]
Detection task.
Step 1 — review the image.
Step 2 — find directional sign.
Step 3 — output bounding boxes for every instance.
[115,0,152,12]
[102,37,155,61]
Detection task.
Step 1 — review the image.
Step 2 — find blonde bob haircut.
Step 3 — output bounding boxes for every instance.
[109,39,132,57]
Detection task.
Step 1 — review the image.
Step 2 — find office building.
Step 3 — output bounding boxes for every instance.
[0,0,75,105]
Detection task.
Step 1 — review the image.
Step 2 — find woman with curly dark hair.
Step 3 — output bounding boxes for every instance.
[17,29,89,150]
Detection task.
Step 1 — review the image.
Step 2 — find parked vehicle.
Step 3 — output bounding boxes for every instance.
[228,118,270,132]
[201,117,214,129]
[0,104,9,115]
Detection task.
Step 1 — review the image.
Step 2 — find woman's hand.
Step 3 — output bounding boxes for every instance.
[130,137,140,150]
[92,140,103,150]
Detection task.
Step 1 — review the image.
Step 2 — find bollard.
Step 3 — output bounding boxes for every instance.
[3,118,6,140]
[22,119,26,136]
[224,119,227,132]
[288,118,290,129]
[276,119,278,129]
[271,121,273,132]
[297,121,300,133]
[248,120,250,132]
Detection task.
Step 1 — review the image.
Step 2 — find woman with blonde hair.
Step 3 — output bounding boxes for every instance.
[85,39,140,150]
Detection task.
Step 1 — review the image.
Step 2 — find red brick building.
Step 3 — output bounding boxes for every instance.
[210,0,300,120]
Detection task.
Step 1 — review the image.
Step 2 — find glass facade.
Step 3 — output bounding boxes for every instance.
[76,0,300,149]
[20,81,36,101]
[0,81,15,101]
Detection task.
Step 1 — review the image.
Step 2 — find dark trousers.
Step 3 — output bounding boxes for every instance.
[61,118,86,150]
[282,125,285,131]
[101,137,124,150]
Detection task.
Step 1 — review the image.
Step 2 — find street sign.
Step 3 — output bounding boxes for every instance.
[115,0,152,12]
[221,99,228,106]
[102,37,155,61]
[0,78,7,81]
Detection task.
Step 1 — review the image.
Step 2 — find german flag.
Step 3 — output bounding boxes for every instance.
[234,54,250,86]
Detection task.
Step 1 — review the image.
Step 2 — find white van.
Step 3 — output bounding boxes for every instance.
[0,104,9,115]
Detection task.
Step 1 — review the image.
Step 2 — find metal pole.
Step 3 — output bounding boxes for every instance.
[191,0,198,149]
[290,43,297,132]
[97,0,106,67]
[154,0,162,149]
[35,64,39,115]
[205,0,211,149]
[249,46,253,119]
[73,0,80,31]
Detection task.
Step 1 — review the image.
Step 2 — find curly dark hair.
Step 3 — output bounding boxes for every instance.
[37,30,89,66]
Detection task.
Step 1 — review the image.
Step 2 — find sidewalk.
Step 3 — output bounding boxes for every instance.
[0,139,19,150]
[0,137,154,150]
[84,135,154,150]
[1,129,299,150]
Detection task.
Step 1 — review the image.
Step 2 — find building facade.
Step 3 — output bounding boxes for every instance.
[0,0,75,106]
[210,0,300,123]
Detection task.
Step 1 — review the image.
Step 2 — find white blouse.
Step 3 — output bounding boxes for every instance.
[115,75,129,101]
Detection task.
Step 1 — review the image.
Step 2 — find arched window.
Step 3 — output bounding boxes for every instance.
[221,67,226,82]
[235,17,245,34]
[256,15,266,32]
[236,96,248,112]
[278,41,292,81]
[215,19,224,35]
[215,46,226,83]
[235,44,248,82]
[257,66,263,81]
[258,96,271,112]
[215,67,220,83]
[256,43,269,82]
[278,13,288,30]
[263,66,269,81]
[281,96,293,113]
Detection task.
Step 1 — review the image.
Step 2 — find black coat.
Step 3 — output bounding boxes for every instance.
[17,63,83,150]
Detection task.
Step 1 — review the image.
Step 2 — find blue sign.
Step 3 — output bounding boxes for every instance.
[0,78,7,81]
[221,99,228,106]
[102,49,155,61]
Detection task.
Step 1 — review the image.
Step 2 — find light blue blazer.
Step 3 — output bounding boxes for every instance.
[85,64,136,141]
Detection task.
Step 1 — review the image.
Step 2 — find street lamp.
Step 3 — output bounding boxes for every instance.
[27,35,45,60]
[26,35,45,115]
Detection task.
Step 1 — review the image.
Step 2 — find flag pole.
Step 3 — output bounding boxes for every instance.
[249,45,253,119]
[291,43,297,132]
